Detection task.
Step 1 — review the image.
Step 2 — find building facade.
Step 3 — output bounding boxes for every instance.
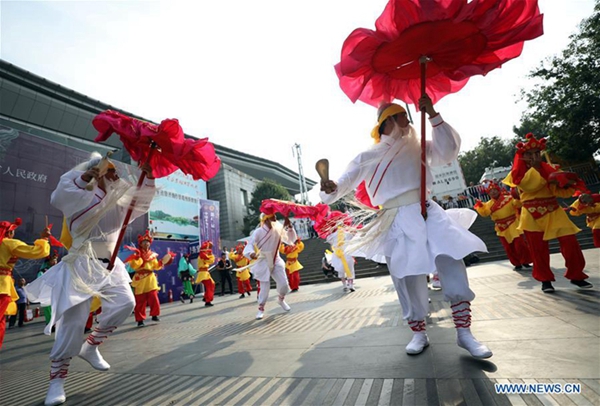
[0,59,315,245]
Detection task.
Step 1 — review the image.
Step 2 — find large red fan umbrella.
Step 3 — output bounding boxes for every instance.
[93,110,221,269]
[93,110,220,181]
[336,0,543,216]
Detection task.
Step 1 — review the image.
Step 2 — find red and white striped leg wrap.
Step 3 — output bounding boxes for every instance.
[86,325,117,346]
[408,320,426,332]
[451,301,472,329]
[278,295,285,301]
[258,304,265,312]
[49,357,71,380]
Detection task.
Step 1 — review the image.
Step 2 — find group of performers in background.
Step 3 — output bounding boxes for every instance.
[1,100,598,406]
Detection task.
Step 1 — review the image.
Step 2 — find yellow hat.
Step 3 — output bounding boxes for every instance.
[260,213,275,225]
[370,103,406,143]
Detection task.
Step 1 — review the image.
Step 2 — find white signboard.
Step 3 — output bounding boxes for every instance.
[431,160,467,199]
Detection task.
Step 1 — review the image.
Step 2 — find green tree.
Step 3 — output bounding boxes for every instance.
[458,136,515,184]
[242,179,292,235]
[517,2,600,163]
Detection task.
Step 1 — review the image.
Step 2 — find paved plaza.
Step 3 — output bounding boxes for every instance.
[1,250,599,405]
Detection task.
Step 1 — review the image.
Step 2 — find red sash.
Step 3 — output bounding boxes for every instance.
[0,267,13,277]
[491,194,512,213]
[495,214,517,232]
[523,197,560,220]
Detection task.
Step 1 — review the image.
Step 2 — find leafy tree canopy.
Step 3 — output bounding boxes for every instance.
[458,136,516,185]
[516,2,600,163]
[242,179,292,235]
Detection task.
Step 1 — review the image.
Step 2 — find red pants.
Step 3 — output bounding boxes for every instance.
[237,279,252,294]
[134,290,160,322]
[85,307,102,330]
[593,229,600,248]
[287,271,300,290]
[499,235,532,267]
[85,312,94,330]
[201,279,215,303]
[524,231,587,282]
[0,294,12,350]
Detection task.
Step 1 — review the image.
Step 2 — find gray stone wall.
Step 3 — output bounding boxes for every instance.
[208,163,259,241]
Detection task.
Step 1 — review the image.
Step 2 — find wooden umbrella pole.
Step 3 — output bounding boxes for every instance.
[108,143,157,270]
[419,56,430,219]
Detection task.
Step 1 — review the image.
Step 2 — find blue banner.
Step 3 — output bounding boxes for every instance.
[199,199,221,256]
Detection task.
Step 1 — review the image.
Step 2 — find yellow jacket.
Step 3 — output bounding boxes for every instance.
[128,252,163,295]
[196,251,215,283]
[0,238,49,314]
[474,195,524,243]
[570,199,600,230]
[230,252,251,281]
[504,168,580,240]
[279,241,304,273]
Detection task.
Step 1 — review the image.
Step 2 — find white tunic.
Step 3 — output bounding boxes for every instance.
[320,115,486,279]
[26,169,155,334]
[243,222,297,282]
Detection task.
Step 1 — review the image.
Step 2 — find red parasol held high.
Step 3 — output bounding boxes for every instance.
[93,110,221,269]
[336,0,544,217]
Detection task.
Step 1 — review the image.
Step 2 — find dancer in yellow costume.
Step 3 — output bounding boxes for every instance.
[126,230,173,327]
[473,181,532,270]
[503,133,591,293]
[569,193,600,248]
[280,239,304,292]
[196,241,216,307]
[0,218,50,349]
[231,242,253,298]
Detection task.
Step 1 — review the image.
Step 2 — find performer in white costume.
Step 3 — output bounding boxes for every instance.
[243,214,296,320]
[320,95,491,359]
[26,153,156,406]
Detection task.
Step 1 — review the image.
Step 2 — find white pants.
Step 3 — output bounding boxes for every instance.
[257,263,290,307]
[50,283,135,359]
[389,255,475,322]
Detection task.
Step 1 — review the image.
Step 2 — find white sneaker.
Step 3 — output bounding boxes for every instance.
[45,379,66,406]
[278,299,291,312]
[255,310,264,320]
[405,332,429,355]
[457,329,493,359]
[431,278,442,290]
[78,342,110,371]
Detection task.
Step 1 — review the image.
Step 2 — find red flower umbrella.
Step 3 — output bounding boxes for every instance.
[92,110,221,269]
[336,0,544,107]
[93,110,220,181]
[335,0,543,216]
